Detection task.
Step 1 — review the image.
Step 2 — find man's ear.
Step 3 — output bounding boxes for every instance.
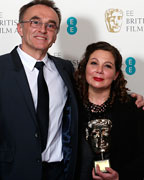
[17,23,23,37]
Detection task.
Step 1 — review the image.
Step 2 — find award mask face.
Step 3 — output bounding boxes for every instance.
[105,9,123,33]
[86,119,112,154]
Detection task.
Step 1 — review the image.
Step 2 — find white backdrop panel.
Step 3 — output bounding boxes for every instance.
[0,0,144,95]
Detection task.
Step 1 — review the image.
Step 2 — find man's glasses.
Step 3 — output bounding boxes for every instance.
[20,19,58,32]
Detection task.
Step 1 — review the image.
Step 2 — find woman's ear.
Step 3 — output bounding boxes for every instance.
[114,71,119,81]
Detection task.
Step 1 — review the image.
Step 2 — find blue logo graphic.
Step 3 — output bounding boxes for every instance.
[67,17,77,35]
[125,57,136,75]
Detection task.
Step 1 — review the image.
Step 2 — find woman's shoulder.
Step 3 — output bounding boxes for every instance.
[112,94,144,114]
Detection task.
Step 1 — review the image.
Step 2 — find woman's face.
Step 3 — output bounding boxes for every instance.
[86,49,119,92]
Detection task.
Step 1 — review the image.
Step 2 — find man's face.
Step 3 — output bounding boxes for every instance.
[17,4,59,57]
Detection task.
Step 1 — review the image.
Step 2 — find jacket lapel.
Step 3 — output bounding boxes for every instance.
[11,47,37,126]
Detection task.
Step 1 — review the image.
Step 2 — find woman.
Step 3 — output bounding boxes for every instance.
[75,41,144,180]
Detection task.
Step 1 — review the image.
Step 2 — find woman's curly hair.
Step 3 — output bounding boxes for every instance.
[74,41,130,104]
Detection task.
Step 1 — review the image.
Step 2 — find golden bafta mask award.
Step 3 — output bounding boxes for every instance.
[86,119,112,174]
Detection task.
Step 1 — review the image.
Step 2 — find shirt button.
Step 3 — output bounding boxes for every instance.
[37,159,41,163]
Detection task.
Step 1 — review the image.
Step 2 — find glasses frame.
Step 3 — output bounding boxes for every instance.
[20,19,58,32]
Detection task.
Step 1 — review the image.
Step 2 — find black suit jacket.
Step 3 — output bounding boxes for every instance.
[0,47,78,180]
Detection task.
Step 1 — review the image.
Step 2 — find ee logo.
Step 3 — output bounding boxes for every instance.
[125,57,136,75]
[67,17,77,35]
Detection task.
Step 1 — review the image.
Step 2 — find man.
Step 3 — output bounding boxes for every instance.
[0,1,78,180]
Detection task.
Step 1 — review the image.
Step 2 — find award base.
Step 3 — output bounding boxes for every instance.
[94,159,110,174]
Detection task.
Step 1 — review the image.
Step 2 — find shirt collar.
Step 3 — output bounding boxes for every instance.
[17,45,53,71]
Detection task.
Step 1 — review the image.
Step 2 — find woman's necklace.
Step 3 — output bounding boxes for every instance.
[84,97,111,114]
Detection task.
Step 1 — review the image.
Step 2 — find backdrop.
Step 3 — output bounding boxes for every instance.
[0,0,144,95]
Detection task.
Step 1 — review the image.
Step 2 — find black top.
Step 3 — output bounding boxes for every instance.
[77,95,144,180]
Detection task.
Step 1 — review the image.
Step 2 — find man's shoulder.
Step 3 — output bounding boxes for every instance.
[0,47,17,60]
[0,52,11,65]
[0,52,10,58]
[0,47,18,70]
[49,54,71,62]
[48,54,74,69]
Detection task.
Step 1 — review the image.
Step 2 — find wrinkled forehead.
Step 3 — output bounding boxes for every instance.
[23,4,59,24]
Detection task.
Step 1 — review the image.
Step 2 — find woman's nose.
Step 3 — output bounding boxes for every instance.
[96,66,103,73]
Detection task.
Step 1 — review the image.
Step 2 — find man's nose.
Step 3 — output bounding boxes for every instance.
[39,23,47,33]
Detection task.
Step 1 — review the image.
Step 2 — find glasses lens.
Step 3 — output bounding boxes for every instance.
[31,20,40,28]
[47,23,57,31]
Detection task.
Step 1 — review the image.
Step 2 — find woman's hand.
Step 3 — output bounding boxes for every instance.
[92,165,119,180]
